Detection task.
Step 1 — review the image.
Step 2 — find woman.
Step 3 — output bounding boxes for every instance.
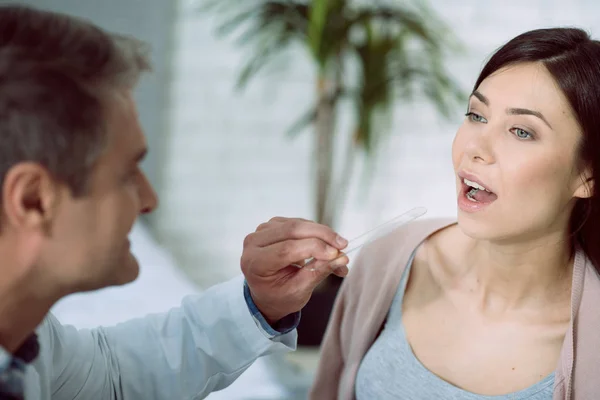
[310,27,600,399]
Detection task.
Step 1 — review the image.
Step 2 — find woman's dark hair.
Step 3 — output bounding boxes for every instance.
[473,27,600,270]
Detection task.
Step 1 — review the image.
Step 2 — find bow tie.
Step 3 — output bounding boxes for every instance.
[0,333,40,399]
[14,333,39,364]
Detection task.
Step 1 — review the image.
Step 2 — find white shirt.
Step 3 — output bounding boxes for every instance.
[0,276,296,399]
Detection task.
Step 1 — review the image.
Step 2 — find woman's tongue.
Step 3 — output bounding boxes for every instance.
[470,188,498,203]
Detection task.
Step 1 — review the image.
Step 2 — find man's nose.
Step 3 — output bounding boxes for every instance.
[139,173,158,214]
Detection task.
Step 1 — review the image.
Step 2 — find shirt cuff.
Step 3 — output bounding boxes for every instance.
[243,280,300,339]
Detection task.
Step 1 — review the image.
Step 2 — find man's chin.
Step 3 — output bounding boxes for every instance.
[73,253,140,293]
[100,253,140,288]
[115,253,141,285]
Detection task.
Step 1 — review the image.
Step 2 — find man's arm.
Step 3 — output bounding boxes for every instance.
[36,216,349,400]
[40,276,295,400]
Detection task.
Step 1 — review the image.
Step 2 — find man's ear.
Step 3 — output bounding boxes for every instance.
[573,169,594,199]
[2,163,60,230]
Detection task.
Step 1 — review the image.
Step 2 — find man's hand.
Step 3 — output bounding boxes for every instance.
[241,217,349,324]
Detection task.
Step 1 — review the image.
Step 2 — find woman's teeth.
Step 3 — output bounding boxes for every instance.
[463,178,490,192]
[463,178,494,203]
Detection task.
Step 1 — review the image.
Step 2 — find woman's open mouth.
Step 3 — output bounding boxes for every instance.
[458,176,498,212]
[462,178,498,203]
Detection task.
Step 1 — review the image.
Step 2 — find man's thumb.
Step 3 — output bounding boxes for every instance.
[298,259,348,292]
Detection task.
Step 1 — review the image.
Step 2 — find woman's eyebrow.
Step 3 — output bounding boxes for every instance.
[507,108,553,129]
[470,90,553,130]
[471,90,489,106]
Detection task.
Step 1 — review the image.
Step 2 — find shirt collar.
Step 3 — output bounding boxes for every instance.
[0,333,39,367]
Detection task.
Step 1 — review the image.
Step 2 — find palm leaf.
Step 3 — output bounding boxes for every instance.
[200,0,466,227]
[200,1,310,89]
[285,87,346,137]
[286,106,317,137]
[307,0,329,69]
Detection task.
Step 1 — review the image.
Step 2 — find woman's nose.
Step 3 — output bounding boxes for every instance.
[464,127,496,164]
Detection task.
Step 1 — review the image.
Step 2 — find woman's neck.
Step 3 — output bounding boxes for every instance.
[440,225,574,314]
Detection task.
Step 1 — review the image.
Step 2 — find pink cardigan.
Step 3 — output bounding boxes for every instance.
[310,218,600,399]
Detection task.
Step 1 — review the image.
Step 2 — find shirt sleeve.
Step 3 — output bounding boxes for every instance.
[38,275,297,400]
[243,280,300,339]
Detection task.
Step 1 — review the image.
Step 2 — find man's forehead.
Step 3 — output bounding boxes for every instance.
[108,89,138,116]
[103,89,147,161]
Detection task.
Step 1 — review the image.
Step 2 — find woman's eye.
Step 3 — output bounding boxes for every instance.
[511,127,533,140]
[465,111,487,123]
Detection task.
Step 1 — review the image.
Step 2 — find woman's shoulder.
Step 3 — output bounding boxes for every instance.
[345,217,455,290]
[577,248,600,318]
[331,217,457,351]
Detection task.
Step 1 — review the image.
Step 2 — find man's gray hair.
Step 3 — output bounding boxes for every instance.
[0,5,151,196]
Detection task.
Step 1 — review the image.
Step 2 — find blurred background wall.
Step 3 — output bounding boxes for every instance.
[154,0,600,288]
[9,0,599,288]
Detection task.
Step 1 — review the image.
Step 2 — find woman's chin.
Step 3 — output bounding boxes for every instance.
[456,213,498,241]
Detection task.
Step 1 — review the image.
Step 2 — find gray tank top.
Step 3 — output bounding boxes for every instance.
[355,250,555,399]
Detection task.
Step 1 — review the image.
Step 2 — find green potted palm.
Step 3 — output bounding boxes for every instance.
[202,0,465,346]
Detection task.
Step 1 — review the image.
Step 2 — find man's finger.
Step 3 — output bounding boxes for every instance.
[253,214,309,233]
[332,265,350,278]
[255,220,282,232]
[248,219,347,249]
[306,254,349,274]
[252,238,344,275]
[296,254,350,291]
[245,220,284,248]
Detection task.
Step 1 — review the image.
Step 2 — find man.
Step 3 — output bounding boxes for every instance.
[0,5,350,399]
